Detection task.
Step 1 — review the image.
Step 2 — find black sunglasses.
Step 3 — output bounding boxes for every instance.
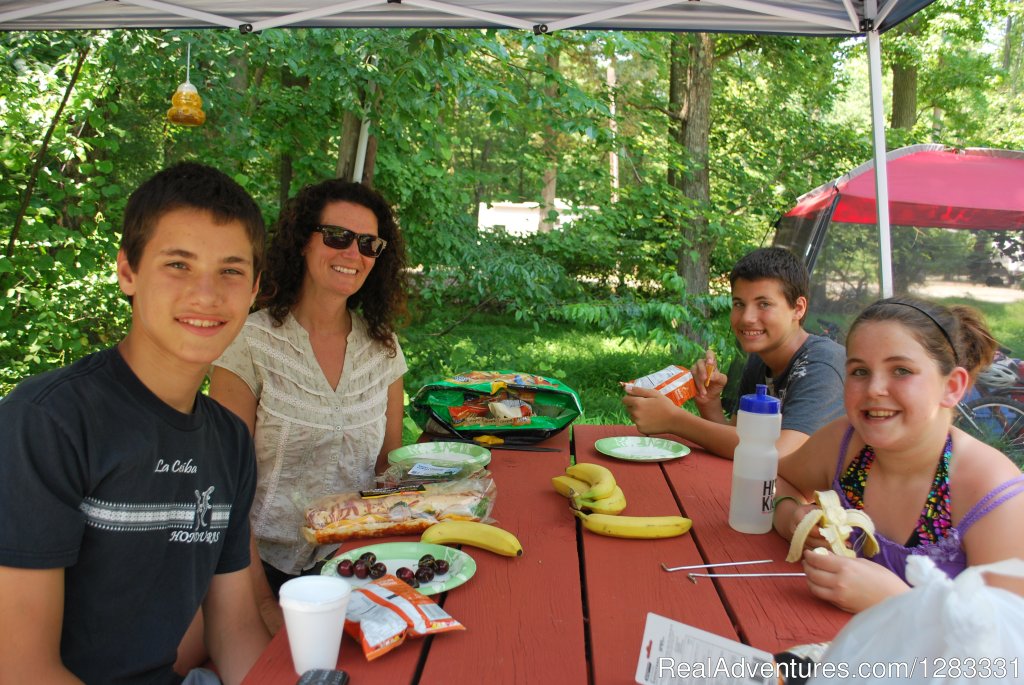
[314,225,388,258]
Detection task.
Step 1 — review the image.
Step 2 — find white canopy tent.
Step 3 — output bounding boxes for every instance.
[0,0,940,296]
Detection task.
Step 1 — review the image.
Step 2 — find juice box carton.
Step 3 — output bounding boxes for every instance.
[627,365,697,406]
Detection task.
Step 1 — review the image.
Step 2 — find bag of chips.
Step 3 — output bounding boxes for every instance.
[409,370,582,445]
[344,574,465,660]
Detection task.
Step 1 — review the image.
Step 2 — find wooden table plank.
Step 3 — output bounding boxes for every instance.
[243,424,853,684]
[573,425,740,684]
[659,432,852,654]
[418,430,589,685]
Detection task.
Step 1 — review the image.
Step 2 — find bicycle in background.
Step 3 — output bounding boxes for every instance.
[955,352,1024,467]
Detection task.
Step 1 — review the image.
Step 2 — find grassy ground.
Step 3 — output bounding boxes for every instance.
[932,295,1024,355]
[397,294,1024,445]
[398,313,690,444]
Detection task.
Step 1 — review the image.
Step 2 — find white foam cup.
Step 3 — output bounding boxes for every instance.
[279,575,352,674]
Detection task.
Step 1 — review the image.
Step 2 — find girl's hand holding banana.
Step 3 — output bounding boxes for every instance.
[775,500,830,551]
[785,490,879,563]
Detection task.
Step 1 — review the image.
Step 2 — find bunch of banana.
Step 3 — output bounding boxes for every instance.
[557,462,692,539]
[552,471,628,515]
[420,520,523,557]
[564,463,618,500]
[551,474,590,498]
[785,490,880,563]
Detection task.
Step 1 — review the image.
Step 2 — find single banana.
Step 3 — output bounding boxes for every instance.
[565,462,617,500]
[551,474,591,498]
[420,520,523,557]
[573,485,627,515]
[785,490,880,562]
[574,510,691,539]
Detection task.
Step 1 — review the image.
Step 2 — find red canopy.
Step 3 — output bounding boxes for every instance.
[785,145,1024,230]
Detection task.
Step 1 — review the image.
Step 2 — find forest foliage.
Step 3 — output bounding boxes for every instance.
[1,0,1022,395]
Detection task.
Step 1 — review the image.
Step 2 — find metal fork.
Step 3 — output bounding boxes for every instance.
[688,572,806,584]
[661,559,772,572]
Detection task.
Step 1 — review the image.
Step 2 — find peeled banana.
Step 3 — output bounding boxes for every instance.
[565,462,617,500]
[574,510,692,539]
[785,490,880,563]
[421,520,524,557]
[573,485,627,515]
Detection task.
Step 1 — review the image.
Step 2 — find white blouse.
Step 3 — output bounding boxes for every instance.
[214,309,407,574]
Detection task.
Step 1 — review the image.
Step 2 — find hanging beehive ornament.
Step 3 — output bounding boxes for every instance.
[166,42,206,126]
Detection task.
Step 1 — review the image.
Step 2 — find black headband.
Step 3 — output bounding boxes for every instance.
[891,301,959,366]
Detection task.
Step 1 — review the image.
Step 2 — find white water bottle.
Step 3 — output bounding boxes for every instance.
[728,383,782,534]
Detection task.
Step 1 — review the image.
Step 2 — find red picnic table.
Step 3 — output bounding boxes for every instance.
[241,424,850,684]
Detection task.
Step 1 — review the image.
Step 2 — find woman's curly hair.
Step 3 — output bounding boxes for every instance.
[258,179,407,355]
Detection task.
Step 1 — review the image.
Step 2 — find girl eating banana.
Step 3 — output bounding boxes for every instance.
[773,297,1024,613]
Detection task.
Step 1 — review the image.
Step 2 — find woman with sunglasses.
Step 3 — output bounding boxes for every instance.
[208,179,408,633]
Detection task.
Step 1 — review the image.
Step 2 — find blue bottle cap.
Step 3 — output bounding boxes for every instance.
[738,384,781,415]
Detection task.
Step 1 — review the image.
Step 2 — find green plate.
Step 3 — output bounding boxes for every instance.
[387,441,491,468]
[594,436,691,463]
[320,541,476,596]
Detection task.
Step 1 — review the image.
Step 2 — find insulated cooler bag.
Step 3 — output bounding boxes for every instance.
[409,370,582,445]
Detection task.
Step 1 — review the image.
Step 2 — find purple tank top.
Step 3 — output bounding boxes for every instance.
[831,426,1024,581]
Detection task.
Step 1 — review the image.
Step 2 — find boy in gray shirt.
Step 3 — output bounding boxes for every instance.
[624,247,845,459]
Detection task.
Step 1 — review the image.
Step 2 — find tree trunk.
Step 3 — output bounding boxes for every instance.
[4,47,89,263]
[335,110,361,181]
[336,57,380,185]
[669,33,715,346]
[1004,11,1022,94]
[607,59,619,203]
[667,36,687,190]
[931,105,944,141]
[1003,14,1013,73]
[278,66,309,204]
[361,135,378,186]
[890,63,918,129]
[278,155,293,210]
[216,50,249,176]
[539,51,560,234]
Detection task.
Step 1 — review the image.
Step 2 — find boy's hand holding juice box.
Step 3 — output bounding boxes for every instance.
[625,365,696,407]
[624,353,717,407]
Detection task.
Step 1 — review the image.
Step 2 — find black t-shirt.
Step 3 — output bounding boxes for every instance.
[0,348,255,684]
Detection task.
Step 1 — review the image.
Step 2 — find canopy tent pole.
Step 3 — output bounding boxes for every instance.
[866,0,894,297]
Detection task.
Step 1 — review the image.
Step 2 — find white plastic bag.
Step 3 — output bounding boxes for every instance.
[808,556,1024,684]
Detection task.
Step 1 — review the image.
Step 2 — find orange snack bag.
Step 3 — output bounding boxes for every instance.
[627,365,697,406]
[344,574,464,660]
